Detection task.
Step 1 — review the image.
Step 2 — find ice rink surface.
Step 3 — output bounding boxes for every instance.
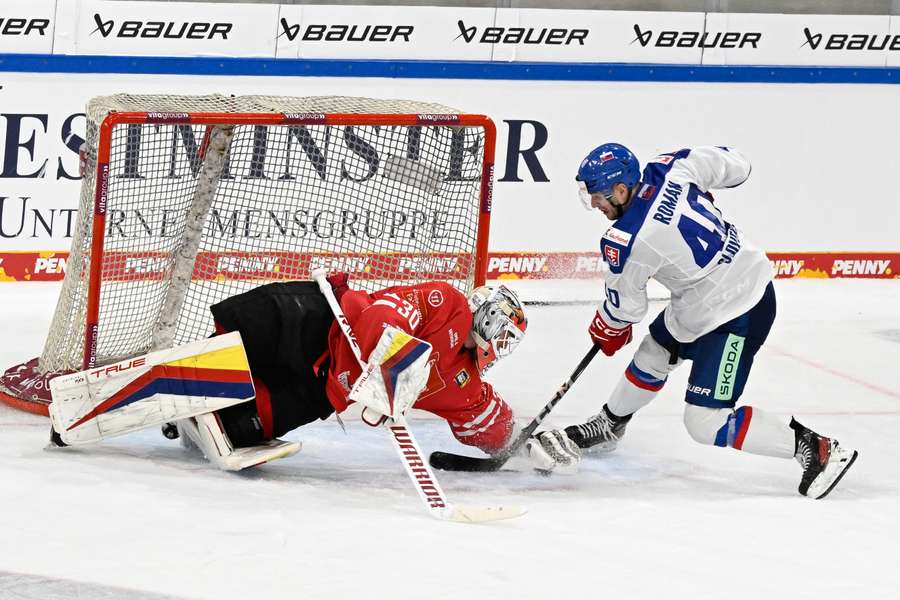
[1,279,898,600]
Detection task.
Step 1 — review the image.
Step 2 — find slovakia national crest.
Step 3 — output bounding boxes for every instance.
[604,244,621,267]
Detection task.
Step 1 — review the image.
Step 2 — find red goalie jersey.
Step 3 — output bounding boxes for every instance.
[324,281,515,454]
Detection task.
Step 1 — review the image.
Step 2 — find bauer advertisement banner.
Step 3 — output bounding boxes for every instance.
[0,0,56,55]
[52,0,279,58]
[2,70,900,264]
[7,1,900,66]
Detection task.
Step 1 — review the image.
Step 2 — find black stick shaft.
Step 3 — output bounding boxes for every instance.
[429,345,600,472]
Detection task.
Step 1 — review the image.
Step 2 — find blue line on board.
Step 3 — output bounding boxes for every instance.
[0,53,898,84]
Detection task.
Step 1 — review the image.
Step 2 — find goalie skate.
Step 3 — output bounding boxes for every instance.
[178,413,301,471]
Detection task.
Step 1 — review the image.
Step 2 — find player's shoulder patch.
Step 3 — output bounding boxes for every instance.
[643,149,691,180]
[600,226,633,273]
[648,154,675,165]
[636,183,658,201]
[602,227,632,247]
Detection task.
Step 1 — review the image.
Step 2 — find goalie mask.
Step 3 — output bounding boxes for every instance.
[468,285,527,374]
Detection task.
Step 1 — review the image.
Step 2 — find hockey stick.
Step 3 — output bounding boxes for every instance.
[311,269,525,523]
[429,344,601,472]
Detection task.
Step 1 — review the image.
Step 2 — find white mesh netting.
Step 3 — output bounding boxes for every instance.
[40,94,490,372]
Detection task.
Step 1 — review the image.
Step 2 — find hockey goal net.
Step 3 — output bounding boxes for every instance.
[0,94,495,415]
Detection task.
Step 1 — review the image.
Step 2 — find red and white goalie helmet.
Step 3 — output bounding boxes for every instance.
[468,285,527,374]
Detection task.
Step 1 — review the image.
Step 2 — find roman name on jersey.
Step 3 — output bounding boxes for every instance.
[652,181,683,225]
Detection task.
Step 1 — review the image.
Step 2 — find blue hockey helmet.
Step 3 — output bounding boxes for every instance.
[576,143,641,204]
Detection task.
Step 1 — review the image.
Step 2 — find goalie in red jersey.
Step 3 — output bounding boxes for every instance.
[185,274,580,472]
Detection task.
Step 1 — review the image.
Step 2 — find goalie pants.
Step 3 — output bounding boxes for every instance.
[209,281,336,446]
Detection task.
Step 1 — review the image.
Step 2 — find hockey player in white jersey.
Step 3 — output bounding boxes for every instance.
[559,143,857,499]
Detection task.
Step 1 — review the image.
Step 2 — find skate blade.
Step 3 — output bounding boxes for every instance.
[812,449,859,500]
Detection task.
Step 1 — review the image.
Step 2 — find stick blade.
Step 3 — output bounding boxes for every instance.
[429,450,507,472]
[441,505,526,523]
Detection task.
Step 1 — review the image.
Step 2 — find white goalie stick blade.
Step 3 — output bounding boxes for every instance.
[440,505,527,524]
[386,422,525,524]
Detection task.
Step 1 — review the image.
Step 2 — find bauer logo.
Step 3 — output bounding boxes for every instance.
[0,18,50,37]
[90,13,232,40]
[455,20,588,45]
[631,24,761,49]
[800,27,900,51]
[278,19,414,43]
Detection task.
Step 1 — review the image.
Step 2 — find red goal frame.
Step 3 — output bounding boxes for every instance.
[82,111,496,371]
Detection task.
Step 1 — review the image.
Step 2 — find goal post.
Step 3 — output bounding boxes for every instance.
[0,94,496,415]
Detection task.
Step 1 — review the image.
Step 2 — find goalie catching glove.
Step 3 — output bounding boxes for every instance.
[522,429,582,474]
[349,326,433,426]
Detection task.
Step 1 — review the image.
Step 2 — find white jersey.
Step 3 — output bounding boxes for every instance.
[599,146,773,343]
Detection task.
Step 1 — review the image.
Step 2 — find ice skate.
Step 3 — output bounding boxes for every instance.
[793,419,858,499]
[564,405,631,453]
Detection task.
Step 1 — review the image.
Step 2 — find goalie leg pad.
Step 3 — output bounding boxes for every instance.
[49,332,255,445]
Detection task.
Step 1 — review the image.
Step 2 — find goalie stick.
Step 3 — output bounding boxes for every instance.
[311,269,525,524]
[429,344,600,472]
